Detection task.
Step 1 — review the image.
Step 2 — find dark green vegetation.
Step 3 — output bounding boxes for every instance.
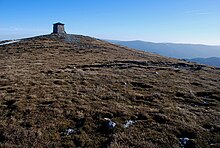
[0,34,220,147]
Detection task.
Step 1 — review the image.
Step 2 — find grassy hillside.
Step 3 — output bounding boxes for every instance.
[0,34,220,147]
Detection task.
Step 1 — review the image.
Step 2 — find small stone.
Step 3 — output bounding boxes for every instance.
[179,137,189,147]
[203,101,208,105]
[104,118,116,128]
[124,120,135,128]
[64,128,76,135]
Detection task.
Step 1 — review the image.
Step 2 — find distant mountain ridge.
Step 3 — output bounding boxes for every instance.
[107,40,220,59]
[106,40,220,67]
[187,57,220,68]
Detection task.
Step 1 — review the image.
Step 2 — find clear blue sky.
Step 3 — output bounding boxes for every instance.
[1,0,220,45]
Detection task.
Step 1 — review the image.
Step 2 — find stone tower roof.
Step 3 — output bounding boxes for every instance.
[53,22,64,25]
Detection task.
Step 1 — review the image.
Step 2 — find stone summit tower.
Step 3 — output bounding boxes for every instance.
[53,22,66,34]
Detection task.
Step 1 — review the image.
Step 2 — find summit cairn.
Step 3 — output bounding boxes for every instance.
[52,22,66,34]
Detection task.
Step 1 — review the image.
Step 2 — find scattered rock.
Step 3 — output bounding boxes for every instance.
[202,101,209,105]
[124,120,135,128]
[104,118,116,129]
[121,82,127,86]
[63,128,76,135]
[179,137,189,147]
[179,137,195,148]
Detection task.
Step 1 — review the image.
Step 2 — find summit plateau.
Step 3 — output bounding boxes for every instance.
[0,31,220,147]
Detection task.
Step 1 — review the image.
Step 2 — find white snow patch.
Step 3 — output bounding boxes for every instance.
[0,40,20,46]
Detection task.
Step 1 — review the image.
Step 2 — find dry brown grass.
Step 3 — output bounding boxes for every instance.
[0,34,220,147]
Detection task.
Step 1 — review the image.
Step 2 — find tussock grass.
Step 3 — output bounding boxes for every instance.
[0,34,220,147]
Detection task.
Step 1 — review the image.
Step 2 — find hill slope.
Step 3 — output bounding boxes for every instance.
[0,34,220,147]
